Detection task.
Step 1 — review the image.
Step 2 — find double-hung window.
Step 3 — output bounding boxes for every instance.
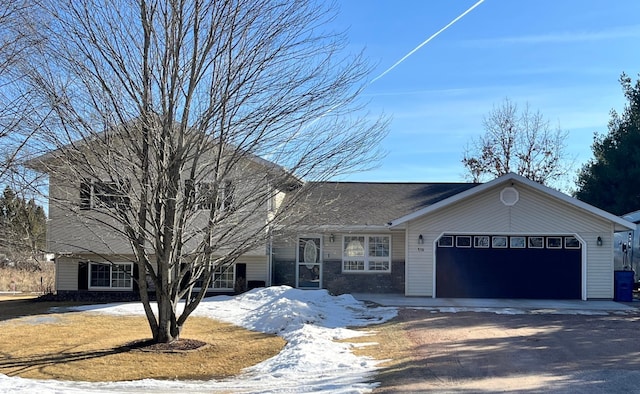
[186,179,235,212]
[80,179,131,210]
[194,265,236,290]
[89,262,133,290]
[342,235,391,273]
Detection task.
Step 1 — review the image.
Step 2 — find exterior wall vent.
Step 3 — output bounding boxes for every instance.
[500,186,519,206]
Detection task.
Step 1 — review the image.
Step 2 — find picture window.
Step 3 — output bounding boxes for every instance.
[342,235,391,273]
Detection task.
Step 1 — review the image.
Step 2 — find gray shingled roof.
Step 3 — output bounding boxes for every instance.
[283,182,480,227]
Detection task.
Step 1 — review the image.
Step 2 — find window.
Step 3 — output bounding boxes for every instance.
[510,236,526,248]
[565,236,581,249]
[195,265,236,290]
[438,235,454,247]
[80,179,130,210]
[492,236,507,248]
[342,235,390,272]
[186,180,234,211]
[547,237,563,249]
[474,236,490,248]
[456,236,472,248]
[89,262,133,289]
[528,236,544,248]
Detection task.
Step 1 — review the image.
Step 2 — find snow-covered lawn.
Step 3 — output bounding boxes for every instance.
[0,286,398,393]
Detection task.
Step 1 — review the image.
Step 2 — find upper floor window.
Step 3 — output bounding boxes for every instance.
[342,235,391,273]
[80,179,130,210]
[185,179,235,211]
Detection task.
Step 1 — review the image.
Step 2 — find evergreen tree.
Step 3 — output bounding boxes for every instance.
[575,74,640,215]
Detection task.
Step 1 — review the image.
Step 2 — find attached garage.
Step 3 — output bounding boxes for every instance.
[390,173,636,300]
[435,234,582,299]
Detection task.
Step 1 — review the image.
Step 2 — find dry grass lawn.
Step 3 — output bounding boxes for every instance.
[347,318,413,376]
[0,295,285,382]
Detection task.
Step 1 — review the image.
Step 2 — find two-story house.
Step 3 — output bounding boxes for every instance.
[30,134,636,301]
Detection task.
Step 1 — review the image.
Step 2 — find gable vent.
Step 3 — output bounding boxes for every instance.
[500,187,519,206]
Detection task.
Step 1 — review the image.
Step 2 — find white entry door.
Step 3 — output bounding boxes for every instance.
[296,236,321,289]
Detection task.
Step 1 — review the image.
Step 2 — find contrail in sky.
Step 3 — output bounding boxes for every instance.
[371,0,486,83]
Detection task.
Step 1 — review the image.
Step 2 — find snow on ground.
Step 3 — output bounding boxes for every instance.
[0,286,398,394]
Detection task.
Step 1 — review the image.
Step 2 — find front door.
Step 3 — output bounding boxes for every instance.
[297,236,321,289]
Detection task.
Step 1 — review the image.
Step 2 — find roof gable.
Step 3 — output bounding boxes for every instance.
[389,173,636,232]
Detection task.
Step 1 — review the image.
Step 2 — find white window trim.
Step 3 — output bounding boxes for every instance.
[474,236,490,248]
[188,180,234,211]
[492,236,508,248]
[510,236,526,248]
[88,262,133,290]
[528,236,544,249]
[81,179,130,210]
[342,234,391,273]
[565,236,581,249]
[438,235,454,247]
[456,236,472,248]
[194,264,236,291]
[547,237,563,249]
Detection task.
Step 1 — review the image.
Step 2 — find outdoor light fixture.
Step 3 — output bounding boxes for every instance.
[329,234,335,243]
[418,234,424,244]
[597,236,603,246]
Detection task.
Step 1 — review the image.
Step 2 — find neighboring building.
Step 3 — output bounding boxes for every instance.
[614,210,640,286]
[31,139,635,301]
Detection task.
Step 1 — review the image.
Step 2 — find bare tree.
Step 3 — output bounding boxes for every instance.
[0,0,40,181]
[25,0,387,343]
[462,98,571,186]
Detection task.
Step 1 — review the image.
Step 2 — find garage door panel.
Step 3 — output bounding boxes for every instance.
[436,244,581,299]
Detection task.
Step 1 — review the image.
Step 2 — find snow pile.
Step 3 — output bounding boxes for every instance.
[0,286,397,394]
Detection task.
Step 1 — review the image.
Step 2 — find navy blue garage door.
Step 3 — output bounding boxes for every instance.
[436,235,582,299]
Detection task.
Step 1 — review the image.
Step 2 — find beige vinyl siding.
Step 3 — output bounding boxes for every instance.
[584,230,615,299]
[56,257,79,291]
[404,182,616,299]
[48,173,132,254]
[391,231,405,262]
[322,234,341,260]
[240,255,269,283]
[405,222,436,297]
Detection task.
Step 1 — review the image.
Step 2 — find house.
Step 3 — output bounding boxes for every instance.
[271,173,636,300]
[31,136,635,301]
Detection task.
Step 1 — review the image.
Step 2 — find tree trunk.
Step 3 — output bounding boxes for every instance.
[155,293,181,343]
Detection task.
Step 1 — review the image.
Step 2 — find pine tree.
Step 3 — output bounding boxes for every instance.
[575,74,640,215]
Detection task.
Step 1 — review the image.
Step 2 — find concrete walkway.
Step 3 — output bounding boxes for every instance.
[351,293,638,312]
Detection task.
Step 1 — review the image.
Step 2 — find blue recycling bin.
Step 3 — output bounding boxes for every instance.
[614,270,634,302]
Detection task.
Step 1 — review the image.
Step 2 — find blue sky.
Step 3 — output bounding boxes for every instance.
[332,0,640,185]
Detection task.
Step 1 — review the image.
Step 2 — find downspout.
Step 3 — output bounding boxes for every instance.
[268,235,273,286]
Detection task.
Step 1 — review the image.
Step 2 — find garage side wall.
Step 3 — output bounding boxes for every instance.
[404,182,614,299]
